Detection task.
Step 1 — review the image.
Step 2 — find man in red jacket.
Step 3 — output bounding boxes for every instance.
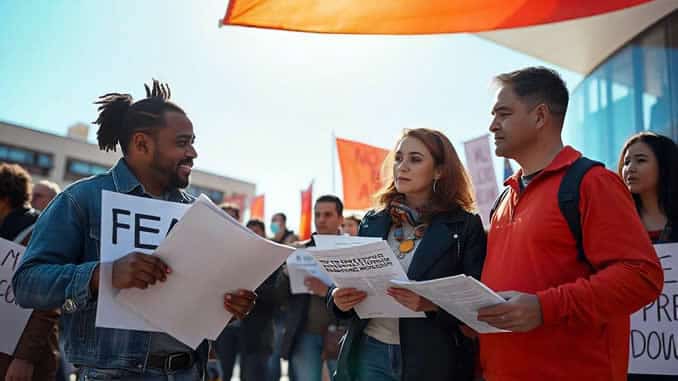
[477,67,664,381]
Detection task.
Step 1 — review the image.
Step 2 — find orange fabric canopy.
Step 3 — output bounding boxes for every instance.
[222,0,651,34]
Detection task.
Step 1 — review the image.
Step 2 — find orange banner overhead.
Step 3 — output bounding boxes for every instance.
[298,182,313,240]
[336,138,389,210]
[250,194,265,220]
[222,0,651,34]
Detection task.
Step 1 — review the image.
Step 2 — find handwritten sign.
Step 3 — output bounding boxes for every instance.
[629,243,678,375]
[0,238,33,355]
[95,191,189,332]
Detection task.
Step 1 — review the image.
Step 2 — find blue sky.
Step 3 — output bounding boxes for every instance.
[0,1,581,232]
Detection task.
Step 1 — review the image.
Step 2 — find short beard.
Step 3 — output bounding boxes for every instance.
[150,151,188,191]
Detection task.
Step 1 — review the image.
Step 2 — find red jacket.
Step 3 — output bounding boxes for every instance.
[480,146,663,381]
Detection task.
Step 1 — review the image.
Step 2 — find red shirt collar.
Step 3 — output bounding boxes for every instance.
[504,146,582,189]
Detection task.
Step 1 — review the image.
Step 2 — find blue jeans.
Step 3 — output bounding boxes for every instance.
[290,333,337,381]
[268,312,285,381]
[355,335,401,381]
[79,365,200,380]
[214,326,270,381]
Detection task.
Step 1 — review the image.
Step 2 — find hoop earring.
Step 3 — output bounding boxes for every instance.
[433,179,439,193]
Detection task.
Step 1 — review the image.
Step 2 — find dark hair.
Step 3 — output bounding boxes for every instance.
[94,79,186,154]
[315,195,344,216]
[494,67,569,123]
[219,202,241,221]
[345,214,361,225]
[272,212,287,223]
[375,128,476,218]
[0,163,32,209]
[246,219,266,233]
[617,132,678,222]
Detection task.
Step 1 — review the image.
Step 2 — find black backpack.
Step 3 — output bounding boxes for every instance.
[490,157,604,266]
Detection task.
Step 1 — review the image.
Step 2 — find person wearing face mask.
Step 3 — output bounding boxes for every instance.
[329,128,487,381]
[267,211,298,380]
[619,132,678,381]
[271,212,299,244]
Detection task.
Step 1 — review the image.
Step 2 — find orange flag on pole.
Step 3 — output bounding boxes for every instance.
[222,0,651,35]
[336,138,389,210]
[298,182,313,240]
[250,194,265,220]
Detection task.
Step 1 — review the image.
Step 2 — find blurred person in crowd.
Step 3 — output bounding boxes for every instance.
[281,195,346,381]
[341,215,361,236]
[31,180,60,211]
[12,80,256,381]
[246,219,266,238]
[271,212,298,244]
[269,211,297,380]
[214,218,281,381]
[478,67,663,381]
[330,128,486,381]
[619,132,678,381]
[0,163,60,381]
[220,203,241,222]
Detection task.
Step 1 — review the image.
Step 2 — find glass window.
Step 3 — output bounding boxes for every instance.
[565,10,678,168]
[186,185,224,203]
[64,158,109,180]
[0,143,53,176]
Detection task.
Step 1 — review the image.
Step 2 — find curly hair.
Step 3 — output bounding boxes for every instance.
[0,163,32,209]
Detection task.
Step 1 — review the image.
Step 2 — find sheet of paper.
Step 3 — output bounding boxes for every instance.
[0,238,33,355]
[390,275,507,333]
[308,241,425,319]
[117,195,295,348]
[629,243,678,376]
[312,234,381,249]
[286,249,333,295]
[96,191,189,332]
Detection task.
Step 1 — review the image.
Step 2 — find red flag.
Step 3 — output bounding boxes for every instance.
[298,182,313,241]
[223,0,651,34]
[336,138,389,210]
[250,194,265,220]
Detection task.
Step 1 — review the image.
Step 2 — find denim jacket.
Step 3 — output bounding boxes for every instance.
[12,159,207,372]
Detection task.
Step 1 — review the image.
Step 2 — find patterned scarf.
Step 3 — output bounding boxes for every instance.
[388,197,428,259]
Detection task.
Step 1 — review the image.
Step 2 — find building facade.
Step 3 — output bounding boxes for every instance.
[0,121,256,206]
[565,9,677,168]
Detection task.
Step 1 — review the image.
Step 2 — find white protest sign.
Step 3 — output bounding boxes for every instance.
[287,250,333,294]
[95,190,189,332]
[0,238,33,355]
[116,195,294,348]
[463,134,499,227]
[629,242,678,375]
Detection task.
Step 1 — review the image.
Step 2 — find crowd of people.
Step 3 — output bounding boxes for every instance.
[0,66,676,381]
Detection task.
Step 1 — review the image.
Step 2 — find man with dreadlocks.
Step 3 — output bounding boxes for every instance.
[12,80,256,380]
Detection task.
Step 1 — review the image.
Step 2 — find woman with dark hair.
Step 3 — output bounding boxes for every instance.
[619,132,678,243]
[329,128,486,381]
[619,132,678,381]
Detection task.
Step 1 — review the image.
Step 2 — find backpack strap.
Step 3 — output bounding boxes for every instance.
[557,157,604,265]
[489,186,510,224]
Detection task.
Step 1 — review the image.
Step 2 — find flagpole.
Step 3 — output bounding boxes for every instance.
[331,130,337,194]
